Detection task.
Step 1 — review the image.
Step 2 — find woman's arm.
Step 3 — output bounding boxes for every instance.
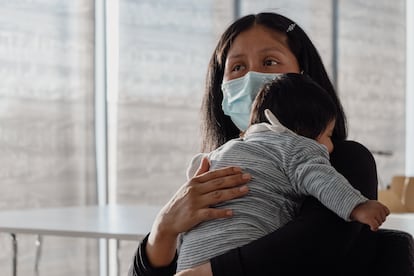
[128,157,251,276]
[128,234,178,276]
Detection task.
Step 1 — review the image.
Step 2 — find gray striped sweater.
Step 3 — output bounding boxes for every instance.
[176,123,367,271]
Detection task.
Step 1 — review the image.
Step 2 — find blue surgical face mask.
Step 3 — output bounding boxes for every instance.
[221,71,281,131]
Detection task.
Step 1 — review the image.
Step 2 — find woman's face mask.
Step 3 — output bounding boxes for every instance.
[221,71,280,130]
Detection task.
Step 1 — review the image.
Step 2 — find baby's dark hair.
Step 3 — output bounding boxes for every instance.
[250,73,337,139]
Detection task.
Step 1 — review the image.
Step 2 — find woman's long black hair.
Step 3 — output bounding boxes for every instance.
[201,12,347,152]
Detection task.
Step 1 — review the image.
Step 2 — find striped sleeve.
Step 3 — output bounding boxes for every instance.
[286,139,368,221]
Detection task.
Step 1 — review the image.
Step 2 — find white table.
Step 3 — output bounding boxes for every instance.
[4,206,409,276]
[381,213,414,237]
[0,204,161,276]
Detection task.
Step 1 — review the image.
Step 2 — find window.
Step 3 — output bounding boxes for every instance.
[115,0,234,205]
[0,0,98,274]
[0,1,407,275]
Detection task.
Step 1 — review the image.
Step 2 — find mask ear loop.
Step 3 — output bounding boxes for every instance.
[264,109,296,134]
[264,109,280,125]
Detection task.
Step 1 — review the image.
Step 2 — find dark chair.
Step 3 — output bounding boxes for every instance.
[376,229,414,276]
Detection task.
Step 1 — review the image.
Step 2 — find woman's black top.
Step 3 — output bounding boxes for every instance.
[128,140,414,276]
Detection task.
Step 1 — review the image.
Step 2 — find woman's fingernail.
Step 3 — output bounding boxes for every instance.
[242,173,251,180]
[239,185,248,192]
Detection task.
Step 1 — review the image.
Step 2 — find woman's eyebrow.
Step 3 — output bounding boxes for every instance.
[227,53,245,60]
[258,47,286,54]
[227,47,287,61]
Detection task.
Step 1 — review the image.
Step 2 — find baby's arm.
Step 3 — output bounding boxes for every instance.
[350,200,390,231]
[288,139,385,224]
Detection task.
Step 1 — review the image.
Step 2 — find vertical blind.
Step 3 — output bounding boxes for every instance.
[0,0,407,275]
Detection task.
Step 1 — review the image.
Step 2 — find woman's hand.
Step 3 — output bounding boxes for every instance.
[175,262,212,276]
[146,157,251,267]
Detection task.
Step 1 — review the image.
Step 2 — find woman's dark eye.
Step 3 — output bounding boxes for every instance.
[264,59,278,66]
[232,64,243,71]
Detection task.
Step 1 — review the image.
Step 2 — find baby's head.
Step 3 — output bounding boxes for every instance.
[250,73,337,152]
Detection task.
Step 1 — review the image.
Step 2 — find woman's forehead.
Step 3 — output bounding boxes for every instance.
[227,25,290,56]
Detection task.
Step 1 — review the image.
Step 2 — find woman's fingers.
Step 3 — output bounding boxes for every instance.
[196,207,234,221]
[155,174,249,233]
[180,174,250,209]
[198,183,249,207]
[151,157,252,237]
[185,166,251,208]
[194,166,251,194]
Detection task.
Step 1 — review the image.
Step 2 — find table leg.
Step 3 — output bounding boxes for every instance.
[34,235,43,276]
[108,239,119,276]
[99,238,108,276]
[11,233,17,276]
[116,240,120,276]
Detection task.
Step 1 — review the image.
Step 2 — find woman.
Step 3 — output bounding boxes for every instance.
[129,12,413,276]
